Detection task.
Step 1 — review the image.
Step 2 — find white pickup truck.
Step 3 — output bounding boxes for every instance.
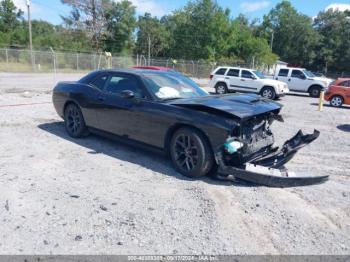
[209,67,289,100]
[271,67,333,97]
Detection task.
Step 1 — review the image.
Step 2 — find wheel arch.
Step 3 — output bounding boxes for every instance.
[307,84,323,93]
[63,99,81,116]
[215,81,228,88]
[330,94,345,102]
[164,123,214,157]
[261,85,276,92]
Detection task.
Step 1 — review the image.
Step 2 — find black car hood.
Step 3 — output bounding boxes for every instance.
[169,93,282,121]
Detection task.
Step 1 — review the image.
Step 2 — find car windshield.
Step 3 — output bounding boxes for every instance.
[303,70,315,78]
[253,71,265,79]
[142,72,209,100]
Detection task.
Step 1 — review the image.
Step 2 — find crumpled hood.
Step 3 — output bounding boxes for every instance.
[169,93,282,120]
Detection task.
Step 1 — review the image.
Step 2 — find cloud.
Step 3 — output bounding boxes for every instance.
[115,0,169,17]
[325,3,350,12]
[13,0,41,14]
[240,1,270,13]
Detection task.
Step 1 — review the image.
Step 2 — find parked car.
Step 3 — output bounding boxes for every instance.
[324,78,350,107]
[272,67,333,98]
[52,69,321,183]
[209,67,289,100]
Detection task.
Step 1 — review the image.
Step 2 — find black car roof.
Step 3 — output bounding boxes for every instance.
[78,68,174,83]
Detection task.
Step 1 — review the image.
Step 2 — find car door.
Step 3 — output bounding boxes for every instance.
[275,68,289,84]
[226,68,240,91]
[289,69,307,91]
[238,70,257,92]
[81,73,109,128]
[338,80,350,104]
[95,73,149,136]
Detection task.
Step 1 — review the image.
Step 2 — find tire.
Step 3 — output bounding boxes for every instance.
[309,86,321,98]
[330,95,343,107]
[215,83,228,94]
[64,103,89,138]
[169,127,214,178]
[260,86,276,100]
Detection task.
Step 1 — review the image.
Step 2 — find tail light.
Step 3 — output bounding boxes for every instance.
[210,74,213,80]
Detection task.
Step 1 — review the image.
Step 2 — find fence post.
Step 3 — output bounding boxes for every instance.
[76,53,79,71]
[5,48,8,70]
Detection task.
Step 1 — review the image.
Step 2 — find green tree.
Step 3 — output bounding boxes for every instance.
[166,0,233,60]
[262,0,319,66]
[135,13,170,57]
[0,0,24,46]
[313,9,350,72]
[104,0,136,54]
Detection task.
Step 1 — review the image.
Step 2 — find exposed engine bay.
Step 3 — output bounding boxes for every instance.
[216,113,328,187]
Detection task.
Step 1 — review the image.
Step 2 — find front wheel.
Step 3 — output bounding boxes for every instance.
[260,87,276,100]
[215,83,228,94]
[64,103,89,138]
[309,86,321,98]
[169,127,214,178]
[330,95,343,107]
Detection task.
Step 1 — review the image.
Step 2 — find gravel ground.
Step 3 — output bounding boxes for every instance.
[0,73,349,255]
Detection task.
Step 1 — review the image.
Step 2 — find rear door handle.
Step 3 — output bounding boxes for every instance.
[98,96,105,101]
[241,79,245,81]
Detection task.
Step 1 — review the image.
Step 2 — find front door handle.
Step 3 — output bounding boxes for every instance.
[98,96,105,101]
[225,77,230,79]
[241,79,245,81]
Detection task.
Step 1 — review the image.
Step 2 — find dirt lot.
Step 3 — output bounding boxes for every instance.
[0,73,349,255]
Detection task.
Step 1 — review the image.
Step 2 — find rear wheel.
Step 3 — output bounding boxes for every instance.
[170,127,214,178]
[309,86,321,98]
[215,83,228,94]
[64,103,89,138]
[260,86,276,100]
[330,95,343,107]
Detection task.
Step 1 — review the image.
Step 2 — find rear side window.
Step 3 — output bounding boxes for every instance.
[215,68,228,75]
[339,80,350,87]
[90,75,108,90]
[227,69,240,77]
[278,69,289,77]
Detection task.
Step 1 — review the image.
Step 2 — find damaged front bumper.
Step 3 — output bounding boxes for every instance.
[215,130,328,187]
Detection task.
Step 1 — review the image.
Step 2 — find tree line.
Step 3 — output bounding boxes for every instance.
[0,0,349,72]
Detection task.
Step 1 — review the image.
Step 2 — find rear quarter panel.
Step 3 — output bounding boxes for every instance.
[52,82,100,126]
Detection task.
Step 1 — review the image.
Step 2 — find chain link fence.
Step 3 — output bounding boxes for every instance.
[0,48,251,79]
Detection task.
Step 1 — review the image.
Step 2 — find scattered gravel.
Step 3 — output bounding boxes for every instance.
[0,73,349,255]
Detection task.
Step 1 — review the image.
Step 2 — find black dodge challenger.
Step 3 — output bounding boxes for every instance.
[52,69,327,186]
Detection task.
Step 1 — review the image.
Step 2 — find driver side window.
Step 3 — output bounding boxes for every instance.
[241,70,254,79]
[291,70,305,79]
[105,75,146,99]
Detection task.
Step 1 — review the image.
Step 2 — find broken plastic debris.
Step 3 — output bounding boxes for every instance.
[224,138,243,154]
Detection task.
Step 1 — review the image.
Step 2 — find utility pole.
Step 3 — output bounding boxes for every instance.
[27,0,34,70]
[148,34,151,66]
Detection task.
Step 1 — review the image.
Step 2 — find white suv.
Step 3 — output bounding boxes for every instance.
[209,67,289,100]
[272,67,333,97]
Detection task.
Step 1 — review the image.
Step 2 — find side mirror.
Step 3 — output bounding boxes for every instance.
[300,75,306,80]
[252,76,257,80]
[120,90,135,99]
